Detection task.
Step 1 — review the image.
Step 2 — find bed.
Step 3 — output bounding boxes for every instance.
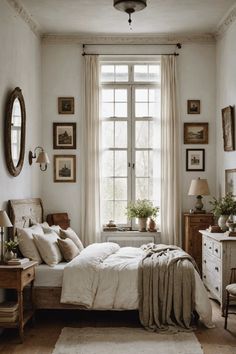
[8,198,214,329]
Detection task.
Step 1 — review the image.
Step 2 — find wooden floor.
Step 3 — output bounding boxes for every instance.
[0,300,235,354]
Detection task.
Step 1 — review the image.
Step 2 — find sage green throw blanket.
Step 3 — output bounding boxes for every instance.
[138,244,198,331]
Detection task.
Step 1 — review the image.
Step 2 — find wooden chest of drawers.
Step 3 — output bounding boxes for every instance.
[200,230,236,311]
[183,213,214,273]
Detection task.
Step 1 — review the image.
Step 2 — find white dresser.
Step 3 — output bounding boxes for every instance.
[101,231,160,247]
[200,230,236,311]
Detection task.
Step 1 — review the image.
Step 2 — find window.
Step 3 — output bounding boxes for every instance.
[100,62,161,228]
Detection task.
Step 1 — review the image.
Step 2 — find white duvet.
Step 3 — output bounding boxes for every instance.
[61,242,214,328]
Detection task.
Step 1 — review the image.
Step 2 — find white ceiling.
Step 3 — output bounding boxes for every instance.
[20,0,236,35]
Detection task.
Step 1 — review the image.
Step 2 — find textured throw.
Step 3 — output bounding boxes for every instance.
[52,327,204,354]
[139,244,198,331]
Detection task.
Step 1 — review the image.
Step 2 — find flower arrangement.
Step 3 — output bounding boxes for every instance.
[4,240,18,252]
[126,199,159,219]
[209,193,236,217]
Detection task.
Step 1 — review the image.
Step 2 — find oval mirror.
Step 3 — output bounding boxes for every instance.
[5,87,26,177]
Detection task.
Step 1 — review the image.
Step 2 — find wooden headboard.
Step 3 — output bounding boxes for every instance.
[8,198,43,238]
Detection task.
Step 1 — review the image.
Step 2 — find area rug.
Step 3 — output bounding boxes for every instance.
[52,327,204,354]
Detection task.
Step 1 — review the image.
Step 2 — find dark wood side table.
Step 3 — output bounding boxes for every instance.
[0,261,37,342]
[183,213,214,274]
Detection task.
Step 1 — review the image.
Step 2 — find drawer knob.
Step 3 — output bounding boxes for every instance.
[215,286,219,291]
[215,249,218,253]
[27,273,31,277]
[209,246,212,250]
[203,275,206,279]
[204,260,206,264]
[215,267,219,272]
[204,243,206,246]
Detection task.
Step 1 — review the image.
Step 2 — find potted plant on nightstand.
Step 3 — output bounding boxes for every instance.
[126,199,159,232]
[209,193,236,231]
[4,240,18,261]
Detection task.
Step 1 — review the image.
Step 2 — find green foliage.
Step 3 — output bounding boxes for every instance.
[209,193,236,217]
[4,240,18,251]
[126,199,159,219]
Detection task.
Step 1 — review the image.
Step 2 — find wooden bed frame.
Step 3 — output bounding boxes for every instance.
[8,198,82,310]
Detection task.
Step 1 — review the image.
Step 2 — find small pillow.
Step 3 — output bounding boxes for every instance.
[33,233,62,266]
[59,228,84,252]
[17,225,44,264]
[58,238,80,262]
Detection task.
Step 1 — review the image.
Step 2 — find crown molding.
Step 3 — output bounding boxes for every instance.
[42,33,215,45]
[7,0,41,37]
[215,5,236,39]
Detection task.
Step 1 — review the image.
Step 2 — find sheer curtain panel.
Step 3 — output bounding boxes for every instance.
[160,55,181,245]
[80,55,101,245]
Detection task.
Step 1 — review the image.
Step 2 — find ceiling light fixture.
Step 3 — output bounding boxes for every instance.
[114,0,147,27]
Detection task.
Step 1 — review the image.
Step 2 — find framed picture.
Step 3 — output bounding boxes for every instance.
[187,100,200,114]
[53,123,76,149]
[186,149,205,171]
[54,155,76,183]
[58,97,74,114]
[225,169,236,197]
[184,123,208,144]
[222,106,234,151]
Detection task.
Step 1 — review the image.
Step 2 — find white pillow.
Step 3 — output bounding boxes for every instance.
[17,225,44,264]
[33,232,63,266]
[59,227,84,252]
[42,225,61,235]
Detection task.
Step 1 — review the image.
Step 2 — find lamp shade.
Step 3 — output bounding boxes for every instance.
[0,210,12,227]
[188,178,210,196]
[36,151,50,164]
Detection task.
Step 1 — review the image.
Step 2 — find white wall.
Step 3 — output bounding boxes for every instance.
[41,43,82,233]
[0,0,41,301]
[179,43,216,213]
[41,41,216,233]
[216,21,236,196]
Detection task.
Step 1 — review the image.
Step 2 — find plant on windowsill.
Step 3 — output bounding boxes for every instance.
[209,193,236,231]
[126,199,159,232]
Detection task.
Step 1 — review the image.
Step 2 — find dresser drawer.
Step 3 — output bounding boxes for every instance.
[213,242,221,259]
[203,237,213,254]
[22,267,35,286]
[189,216,213,225]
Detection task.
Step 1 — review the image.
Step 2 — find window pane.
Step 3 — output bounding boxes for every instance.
[136,121,148,148]
[101,65,114,82]
[134,65,148,81]
[136,151,148,177]
[102,178,114,200]
[102,151,114,177]
[102,121,114,148]
[136,178,149,200]
[115,89,127,102]
[114,201,127,224]
[115,178,127,200]
[115,151,127,177]
[115,65,128,82]
[102,103,114,118]
[115,102,127,117]
[102,89,114,102]
[135,89,148,102]
[149,65,159,81]
[135,102,148,117]
[102,201,114,223]
[115,121,127,148]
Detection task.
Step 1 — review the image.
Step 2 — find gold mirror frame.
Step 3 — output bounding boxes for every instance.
[5,87,26,177]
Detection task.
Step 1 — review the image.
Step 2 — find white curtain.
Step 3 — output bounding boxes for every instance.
[160,55,181,246]
[80,55,101,245]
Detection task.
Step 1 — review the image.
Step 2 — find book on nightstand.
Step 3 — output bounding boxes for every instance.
[6,258,29,265]
[0,302,19,322]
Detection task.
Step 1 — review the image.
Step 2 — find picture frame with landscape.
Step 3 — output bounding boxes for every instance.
[53,123,76,149]
[225,169,236,197]
[186,149,205,171]
[184,123,208,144]
[54,155,76,183]
[58,97,74,114]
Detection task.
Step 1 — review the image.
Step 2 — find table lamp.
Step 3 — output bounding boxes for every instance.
[188,177,210,213]
[0,210,13,263]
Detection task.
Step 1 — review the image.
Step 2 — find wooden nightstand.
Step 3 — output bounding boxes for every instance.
[0,261,37,342]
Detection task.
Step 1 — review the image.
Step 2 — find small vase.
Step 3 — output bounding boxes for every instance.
[148,218,156,232]
[138,218,147,232]
[218,215,229,232]
[4,250,15,262]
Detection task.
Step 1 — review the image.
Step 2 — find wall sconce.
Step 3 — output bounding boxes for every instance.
[29,146,50,171]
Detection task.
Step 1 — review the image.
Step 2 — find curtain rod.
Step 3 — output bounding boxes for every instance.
[82,52,179,56]
[82,43,181,56]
